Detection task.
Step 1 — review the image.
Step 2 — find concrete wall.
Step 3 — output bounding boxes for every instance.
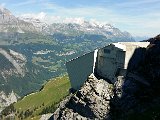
[96,44,125,83]
[119,42,150,47]
[66,52,94,90]
[123,42,150,69]
[124,45,138,69]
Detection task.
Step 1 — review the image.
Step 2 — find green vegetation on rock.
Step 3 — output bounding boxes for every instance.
[1,75,70,120]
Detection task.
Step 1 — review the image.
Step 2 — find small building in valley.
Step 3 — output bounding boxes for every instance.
[66,42,150,90]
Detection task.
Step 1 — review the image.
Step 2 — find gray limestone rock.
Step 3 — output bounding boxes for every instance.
[51,74,114,120]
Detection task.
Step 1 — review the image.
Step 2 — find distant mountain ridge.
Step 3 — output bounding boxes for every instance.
[48,22,133,40]
[0,7,134,42]
[0,7,37,33]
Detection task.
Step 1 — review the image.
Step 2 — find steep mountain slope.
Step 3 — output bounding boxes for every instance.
[51,35,160,120]
[0,47,54,113]
[1,75,70,120]
[0,7,37,33]
[0,48,26,77]
[0,47,51,95]
[20,17,50,33]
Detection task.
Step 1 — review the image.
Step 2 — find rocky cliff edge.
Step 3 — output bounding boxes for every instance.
[50,34,160,120]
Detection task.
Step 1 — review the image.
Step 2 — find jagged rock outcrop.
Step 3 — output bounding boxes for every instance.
[0,48,27,79]
[0,7,38,33]
[0,51,23,110]
[52,74,114,120]
[0,91,18,112]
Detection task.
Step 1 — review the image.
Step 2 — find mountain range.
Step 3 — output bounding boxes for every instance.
[0,6,135,112]
[0,6,133,39]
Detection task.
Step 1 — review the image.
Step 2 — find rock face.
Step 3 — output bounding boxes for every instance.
[52,74,114,120]
[0,7,37,33]
[0,48,27,79]
[0,48,25,108]
[51,35,160,120]
[0,91,18,112]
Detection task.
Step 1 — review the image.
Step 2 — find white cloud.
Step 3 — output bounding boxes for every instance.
[20,12,46,21]
[12,0,37,7]
[63,17,85,24]
[19,12,63,24]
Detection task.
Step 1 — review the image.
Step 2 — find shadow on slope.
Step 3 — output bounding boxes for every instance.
[110,35,160,120]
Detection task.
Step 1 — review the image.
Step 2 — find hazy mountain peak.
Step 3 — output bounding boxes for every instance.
[62,18,112,29]
[0,7,39,33]
[20,16,49,32]
[19,12,46,23]
[0,5,4,12]
[0,6,12,16]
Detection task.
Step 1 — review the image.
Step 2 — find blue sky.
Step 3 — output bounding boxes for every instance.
[0,0,160,37]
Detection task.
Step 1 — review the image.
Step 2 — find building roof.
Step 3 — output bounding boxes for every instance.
[112,43,126,51]
[112,42,150,51]
[118,42,150,48]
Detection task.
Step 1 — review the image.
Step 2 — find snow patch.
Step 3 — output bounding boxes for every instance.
[63,17,85,25]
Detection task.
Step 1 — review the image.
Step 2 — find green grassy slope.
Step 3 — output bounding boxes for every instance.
[13,75,70,120]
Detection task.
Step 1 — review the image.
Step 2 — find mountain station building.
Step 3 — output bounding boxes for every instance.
[66,42,150,90]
